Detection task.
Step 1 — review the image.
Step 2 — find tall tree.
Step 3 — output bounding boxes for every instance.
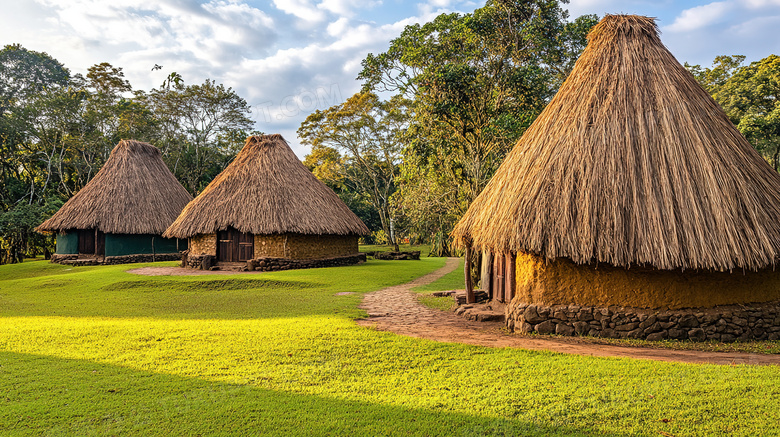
[0,44,70,208]
[299,92,406,250]
[688,55,780,170]
[140,77,255,194]
[359,0,597,242]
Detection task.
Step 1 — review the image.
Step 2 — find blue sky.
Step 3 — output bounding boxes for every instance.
[2,0,780,156]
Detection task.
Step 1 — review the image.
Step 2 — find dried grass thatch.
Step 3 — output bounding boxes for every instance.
[453,14,780,272]
[37,140,193,235]
[163,134,369,238]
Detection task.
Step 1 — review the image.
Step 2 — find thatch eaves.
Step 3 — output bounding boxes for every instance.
[452,14,780,272]
[36,140,193,235]
[163,134,369,238]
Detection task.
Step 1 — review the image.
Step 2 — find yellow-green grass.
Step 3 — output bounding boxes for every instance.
[1,259,780,436]
[413,257,464,311]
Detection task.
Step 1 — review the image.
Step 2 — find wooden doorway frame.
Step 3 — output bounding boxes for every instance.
[217,228,254,262]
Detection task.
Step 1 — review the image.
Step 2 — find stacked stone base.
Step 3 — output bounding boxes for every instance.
[185,254,215,269]
[507,301,780,342]
[51,254,79,263]
[247,253,366,271]
[369,251,421,260]
[183,252,367,271]
[51,253,181,266]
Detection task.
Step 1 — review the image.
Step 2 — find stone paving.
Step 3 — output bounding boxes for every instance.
[357,257,780,366]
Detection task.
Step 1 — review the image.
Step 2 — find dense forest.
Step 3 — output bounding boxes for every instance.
[2,0,779,262]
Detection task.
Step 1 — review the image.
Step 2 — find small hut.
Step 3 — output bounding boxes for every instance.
[37,140,192,264]
[164,134,369,270]
[452,15,780,341]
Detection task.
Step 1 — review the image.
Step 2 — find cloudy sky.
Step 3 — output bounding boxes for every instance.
[2,0,780,157]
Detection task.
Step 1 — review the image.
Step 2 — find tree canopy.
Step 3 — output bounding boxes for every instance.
[355,1,597,247]
[0,44,256,262]
[688,54,780,170]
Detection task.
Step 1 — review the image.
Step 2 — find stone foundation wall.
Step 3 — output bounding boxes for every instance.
[51,254,79,263]
[506,301,780,342]
[50,253,182,266]
[190,234,217,255]
[185,253,215,270]
[247,253,366,271]
[182,251,365,271]
[369,251,421,260]
[103,253,181,264]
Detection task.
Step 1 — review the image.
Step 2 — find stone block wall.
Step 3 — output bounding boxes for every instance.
[102,253,182,264]
[506,301,780,342]
[190,234,217,255]
[51,254,79,263]
[184,253,215,269]
[247,253,366,272]
[51,252,182,266]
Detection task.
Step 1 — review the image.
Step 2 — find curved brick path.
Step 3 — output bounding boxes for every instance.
[357,257,780,366]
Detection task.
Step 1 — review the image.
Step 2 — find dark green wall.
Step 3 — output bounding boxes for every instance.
[104,234,184,257]
[55,232,79,254]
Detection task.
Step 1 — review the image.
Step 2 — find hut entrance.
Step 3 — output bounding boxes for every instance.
[482,251,516,303]
[217,228,254,262]
[78,229,105,256]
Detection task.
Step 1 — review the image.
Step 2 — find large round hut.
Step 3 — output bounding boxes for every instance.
[452,15,780,341]
[37,140,192,264]
[164,134,369,271]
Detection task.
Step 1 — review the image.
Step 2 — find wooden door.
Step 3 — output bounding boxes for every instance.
[492,253,505,302]
[238,232,254,261]
[504,252,516,302]
[217,228,253,262]
[217,229,234,262]
[78,229,95,254]
[95,231,105,256]
[480,250,492,299]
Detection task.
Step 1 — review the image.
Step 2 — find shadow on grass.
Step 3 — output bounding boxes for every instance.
[0,260,445,321]
[0,351,620,436]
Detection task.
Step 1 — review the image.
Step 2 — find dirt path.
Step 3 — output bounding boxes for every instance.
[357,257,780,366]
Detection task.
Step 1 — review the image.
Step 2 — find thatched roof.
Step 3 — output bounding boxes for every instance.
[453,14,780,272]
[163,134,369,238]
[37,140,192,235]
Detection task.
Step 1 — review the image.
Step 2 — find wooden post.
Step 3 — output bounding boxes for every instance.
[481,250,492,300]
[464,240,474,304]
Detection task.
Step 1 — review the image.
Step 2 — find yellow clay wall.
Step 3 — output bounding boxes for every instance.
[515,252,780,310]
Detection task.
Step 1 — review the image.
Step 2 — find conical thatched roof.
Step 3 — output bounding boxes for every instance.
[453,14,780,272]
[37,140,193,235]
[163,134,369,238]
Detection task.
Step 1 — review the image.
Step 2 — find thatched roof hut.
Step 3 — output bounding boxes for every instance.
[452,15,780,331]
[165,134,368,238]
[454,15,780,272]
[37,139,192,261]
[38,140,192,234]
[165,134,368,267]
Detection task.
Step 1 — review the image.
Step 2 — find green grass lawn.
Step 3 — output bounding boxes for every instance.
[2,259,780,436]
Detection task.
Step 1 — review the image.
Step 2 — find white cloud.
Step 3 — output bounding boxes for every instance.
[318,0,381,17]
[272,0,326,22]
[666,1,733,32]
[326,17,350,36]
